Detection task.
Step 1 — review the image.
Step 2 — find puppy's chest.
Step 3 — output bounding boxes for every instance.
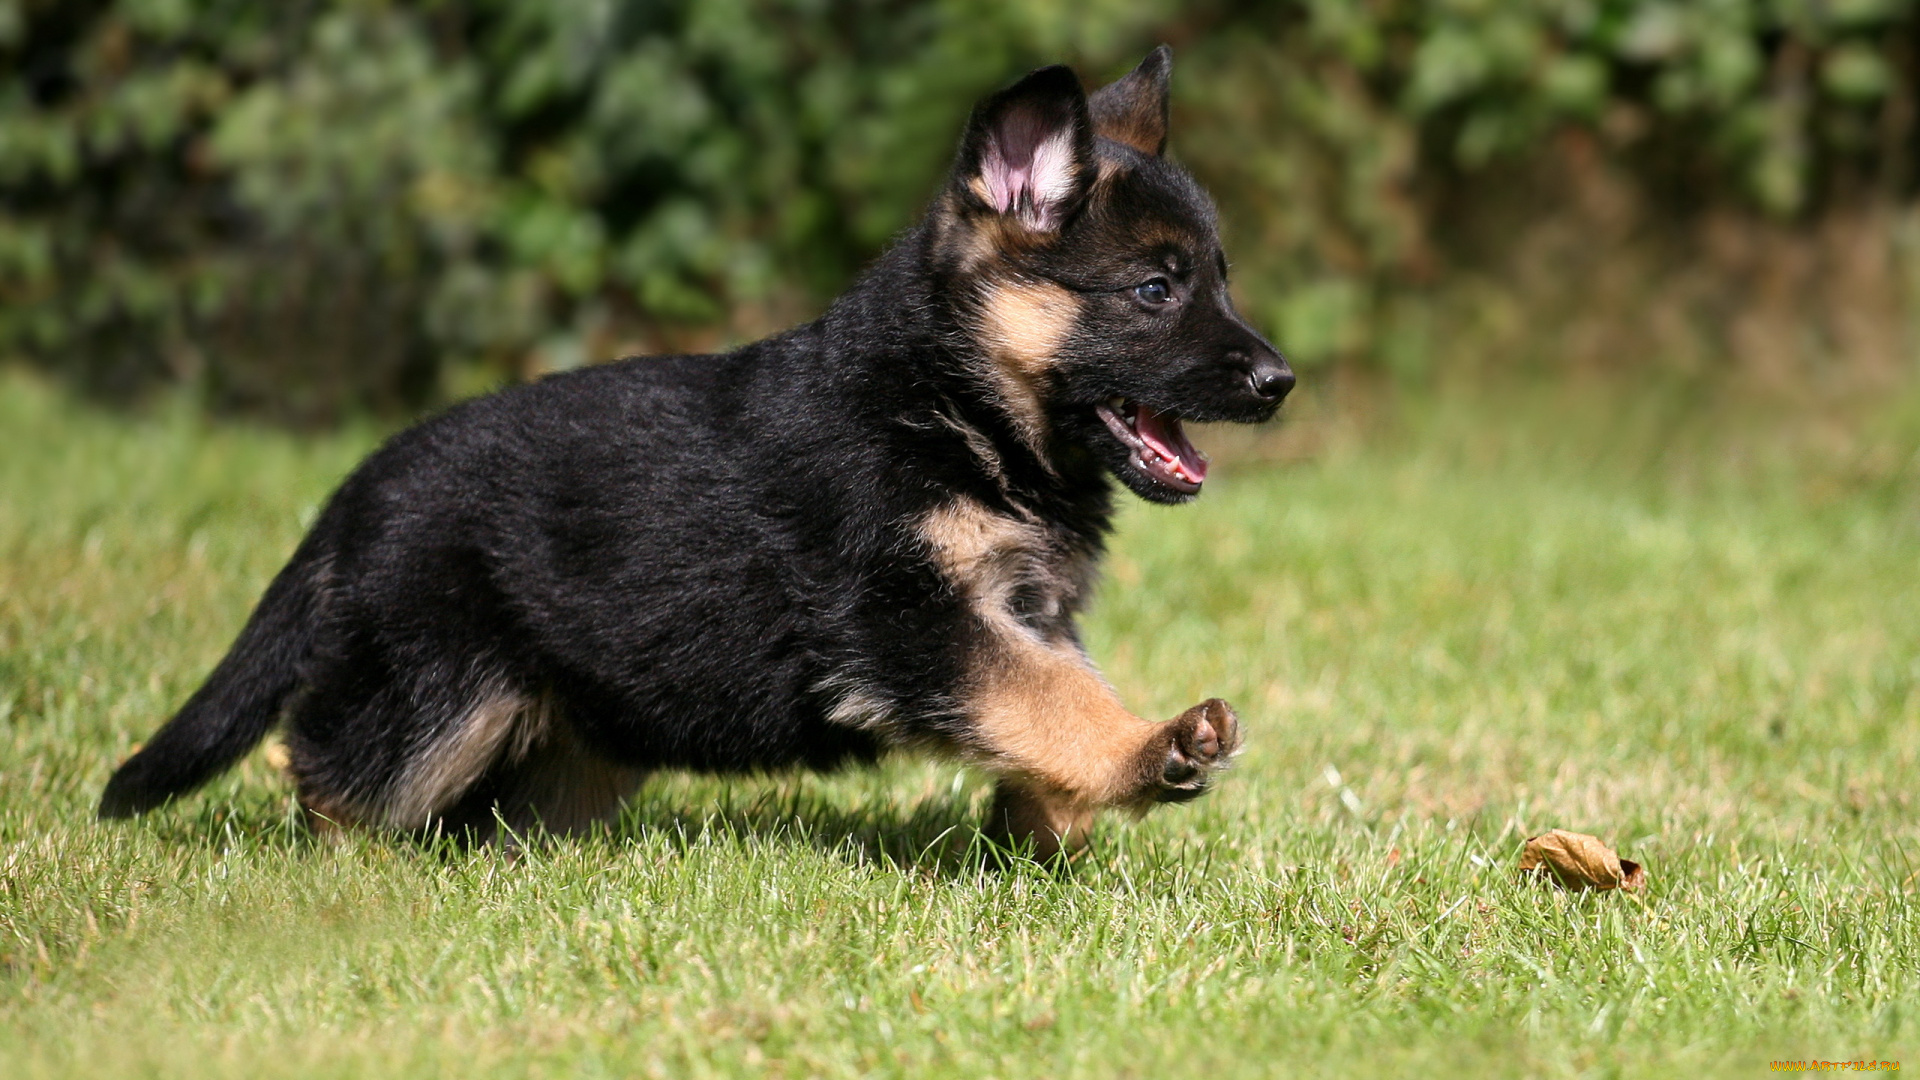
[1002,544,1093,634]
[917,498,1099,640]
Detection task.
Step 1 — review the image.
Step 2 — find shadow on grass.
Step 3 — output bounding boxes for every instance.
[602,781,1056,879]
[117,770,1075,880]
[590,766,1115,880]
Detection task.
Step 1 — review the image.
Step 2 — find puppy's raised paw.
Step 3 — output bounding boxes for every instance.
[1142,698,1241,804]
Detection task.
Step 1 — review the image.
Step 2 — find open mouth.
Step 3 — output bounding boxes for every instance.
[1095,398,1208,495]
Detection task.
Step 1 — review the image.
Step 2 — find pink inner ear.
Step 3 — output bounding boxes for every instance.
[980,108,1077,232]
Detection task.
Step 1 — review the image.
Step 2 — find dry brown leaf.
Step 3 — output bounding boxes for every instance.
[1519,829,1646,893]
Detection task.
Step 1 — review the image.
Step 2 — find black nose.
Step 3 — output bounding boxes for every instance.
[1249,357,1295,402]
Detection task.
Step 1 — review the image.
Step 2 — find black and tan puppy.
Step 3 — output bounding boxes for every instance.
[99,48,1293,858]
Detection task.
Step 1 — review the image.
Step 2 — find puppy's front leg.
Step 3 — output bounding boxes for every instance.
[918,498,1241,852]
[965,636,1241,851]
[984,776,1094,860]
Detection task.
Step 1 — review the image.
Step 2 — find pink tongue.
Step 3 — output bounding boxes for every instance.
[1133,404,1208,484]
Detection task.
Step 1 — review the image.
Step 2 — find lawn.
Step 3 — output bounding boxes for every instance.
[2,368,1917,1078]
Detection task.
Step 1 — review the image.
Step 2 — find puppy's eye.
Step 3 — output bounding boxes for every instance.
[1134,278,1173,304]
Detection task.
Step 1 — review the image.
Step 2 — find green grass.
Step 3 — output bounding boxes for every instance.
[3,369,1918,1077]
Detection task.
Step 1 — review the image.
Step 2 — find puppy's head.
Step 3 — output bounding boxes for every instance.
[930,47,1292,505]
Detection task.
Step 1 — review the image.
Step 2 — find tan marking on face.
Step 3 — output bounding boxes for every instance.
[979,280,1077,377]
[1130,220,1194,256]
[932,194,1078,457]
[919,500,1159,805]
[973,279,1078,453]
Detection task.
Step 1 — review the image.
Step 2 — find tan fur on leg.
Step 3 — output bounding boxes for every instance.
[299,792,350,843]
[984,776,1096,861]
[493,725,646,839]
[970,640,1166,804]
[919,499,1163,802]
[920,498,1240,807]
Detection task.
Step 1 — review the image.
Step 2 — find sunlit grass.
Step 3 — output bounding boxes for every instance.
[3,369,1917,1077]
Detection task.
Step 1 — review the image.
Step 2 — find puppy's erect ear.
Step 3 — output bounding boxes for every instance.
[1088,45,1172,156]
[954,65,1095,234]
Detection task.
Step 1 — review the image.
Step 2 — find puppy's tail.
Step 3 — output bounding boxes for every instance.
[98,543,330,819]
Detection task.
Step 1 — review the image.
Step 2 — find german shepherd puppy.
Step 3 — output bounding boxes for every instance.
[99,48,1293,858]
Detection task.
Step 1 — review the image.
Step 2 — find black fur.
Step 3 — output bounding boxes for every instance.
[99,49,1293,840]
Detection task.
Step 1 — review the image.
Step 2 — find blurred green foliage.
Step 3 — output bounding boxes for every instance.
[1,0,1915,417]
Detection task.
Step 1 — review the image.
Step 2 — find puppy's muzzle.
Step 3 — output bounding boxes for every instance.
[1248,356,1294,402]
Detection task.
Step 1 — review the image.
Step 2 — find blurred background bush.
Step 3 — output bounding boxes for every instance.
[3,0,1917,423]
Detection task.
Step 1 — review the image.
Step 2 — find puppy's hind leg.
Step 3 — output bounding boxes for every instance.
[285,657,552,838]
[481,719,648,842]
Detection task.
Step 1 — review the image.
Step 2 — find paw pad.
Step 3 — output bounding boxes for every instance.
[1150,698,1240,804]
